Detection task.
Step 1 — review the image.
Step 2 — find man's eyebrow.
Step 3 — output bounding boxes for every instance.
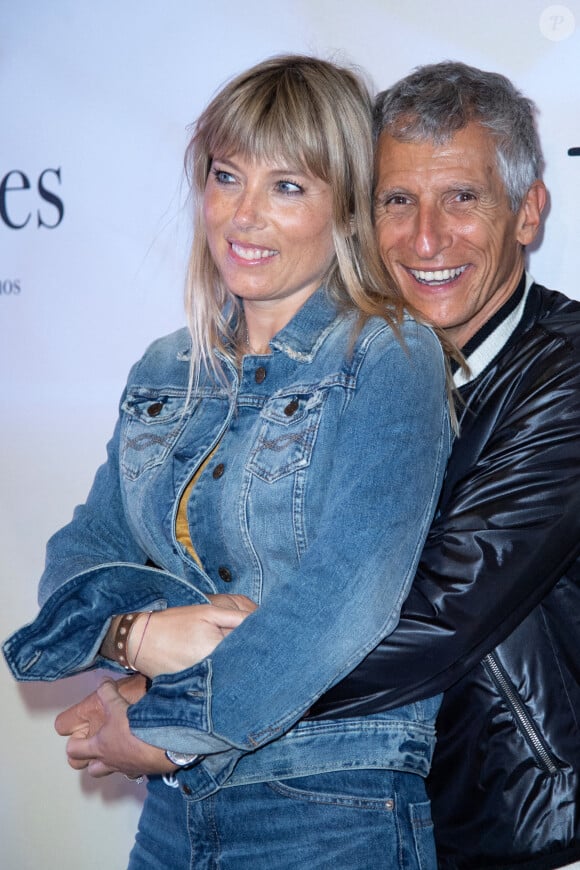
[374,186,411,197]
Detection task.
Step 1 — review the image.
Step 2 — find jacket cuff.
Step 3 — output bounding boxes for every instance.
[2,565,210,681]
[127,659,239,756]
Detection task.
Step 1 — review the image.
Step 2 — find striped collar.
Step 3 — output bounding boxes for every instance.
[453,272,533,388]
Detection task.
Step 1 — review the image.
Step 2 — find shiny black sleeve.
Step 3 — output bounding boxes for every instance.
[310,312,580,717]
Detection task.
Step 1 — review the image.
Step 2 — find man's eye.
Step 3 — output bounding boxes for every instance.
[455,191,476,202]
[385,195,410,206]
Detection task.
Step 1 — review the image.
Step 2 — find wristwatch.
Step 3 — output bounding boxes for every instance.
[165,750,199,768]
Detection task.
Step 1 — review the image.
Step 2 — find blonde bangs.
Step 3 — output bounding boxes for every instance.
[193,73,336,191]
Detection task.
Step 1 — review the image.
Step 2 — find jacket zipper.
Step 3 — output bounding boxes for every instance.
[483,652,559,775]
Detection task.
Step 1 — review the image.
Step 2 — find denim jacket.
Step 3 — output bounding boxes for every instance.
[4,288,451,800]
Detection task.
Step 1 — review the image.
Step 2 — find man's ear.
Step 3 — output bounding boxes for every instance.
[516,180,547,246]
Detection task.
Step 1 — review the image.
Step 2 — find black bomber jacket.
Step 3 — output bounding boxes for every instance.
[310,281,580,869]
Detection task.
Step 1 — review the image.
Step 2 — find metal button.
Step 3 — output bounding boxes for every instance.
[146,402,163,417]
[385,799,394,811]
[283,399,299,417]
[255,366,267,384]
[218,566,232,583]
[212,463,225,479]
[182,785,192,796]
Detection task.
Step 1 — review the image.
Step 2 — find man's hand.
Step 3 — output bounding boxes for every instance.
[55,673,147,748]
[55,596,258,777]
[59,679,176,778]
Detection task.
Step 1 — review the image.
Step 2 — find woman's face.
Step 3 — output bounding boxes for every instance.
[204,152,336,322]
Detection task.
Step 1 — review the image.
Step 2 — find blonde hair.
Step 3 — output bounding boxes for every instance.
[183,53,404,381]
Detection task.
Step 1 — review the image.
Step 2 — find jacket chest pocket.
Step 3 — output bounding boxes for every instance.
[247,390,325,483]
[120,390,193,481]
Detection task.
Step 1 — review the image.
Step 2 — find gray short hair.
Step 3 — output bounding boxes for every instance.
[373,61,543,212]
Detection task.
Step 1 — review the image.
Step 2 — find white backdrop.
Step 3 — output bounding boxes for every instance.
[1,1,579,867]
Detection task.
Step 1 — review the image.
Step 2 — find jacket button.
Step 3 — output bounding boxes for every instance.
[284,399,299,417]
[146,402,163,417]
[218,566,232,583]
[255,366,267,384]
[212,463,225,479]
[182,785,192,796]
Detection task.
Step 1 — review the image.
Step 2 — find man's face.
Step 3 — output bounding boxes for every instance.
[374,122,545,347]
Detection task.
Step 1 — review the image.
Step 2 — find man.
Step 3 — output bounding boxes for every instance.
[310,61,580,869]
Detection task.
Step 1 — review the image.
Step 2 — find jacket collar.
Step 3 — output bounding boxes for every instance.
[269,287,343,363]
[454,272,533,388]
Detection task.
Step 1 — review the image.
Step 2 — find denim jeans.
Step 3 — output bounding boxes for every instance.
[128,769,437,869]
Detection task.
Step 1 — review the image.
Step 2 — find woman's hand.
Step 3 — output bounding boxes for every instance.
[56,595,258,778]
[131,595,257,678]
[60,679,176,778]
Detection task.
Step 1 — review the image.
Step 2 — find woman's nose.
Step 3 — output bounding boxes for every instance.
[232,189,266,230]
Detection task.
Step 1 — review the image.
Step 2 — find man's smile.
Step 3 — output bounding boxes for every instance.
[408,265,468,286]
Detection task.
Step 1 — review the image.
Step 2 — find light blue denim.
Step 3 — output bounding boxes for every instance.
[4,288,450,808]
[129,769,437,869]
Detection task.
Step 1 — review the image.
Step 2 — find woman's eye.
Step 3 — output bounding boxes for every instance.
[212,168,235,184]
[276,179,303,194]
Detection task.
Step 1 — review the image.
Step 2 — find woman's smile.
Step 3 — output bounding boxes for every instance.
[228,240,280,262]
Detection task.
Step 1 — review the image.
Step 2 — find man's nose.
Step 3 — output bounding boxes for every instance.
[413,205,451,259]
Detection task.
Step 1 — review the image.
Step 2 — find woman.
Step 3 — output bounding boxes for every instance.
[4,55,451,868]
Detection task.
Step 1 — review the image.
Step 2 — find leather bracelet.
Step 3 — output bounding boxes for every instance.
[112,612,140,671]
[131,611,153,671]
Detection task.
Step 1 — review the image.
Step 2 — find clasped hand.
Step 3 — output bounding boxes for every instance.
[56,676,171,778]
[55,594,256,778]
[129,595,256,678]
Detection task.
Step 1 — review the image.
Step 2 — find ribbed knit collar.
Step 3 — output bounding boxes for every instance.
[453,272,532,388]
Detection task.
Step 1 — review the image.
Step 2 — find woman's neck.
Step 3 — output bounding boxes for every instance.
[242,287,317,354]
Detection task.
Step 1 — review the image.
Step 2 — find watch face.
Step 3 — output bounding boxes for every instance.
[166,750,198,767]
